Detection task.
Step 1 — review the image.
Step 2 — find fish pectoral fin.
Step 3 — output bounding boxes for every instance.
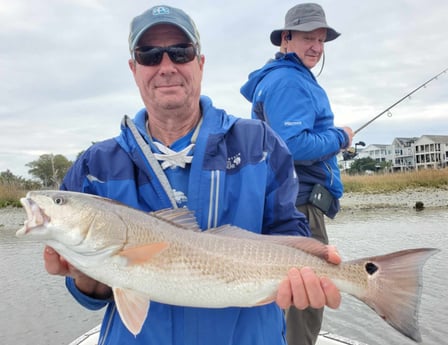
[113,287,151,336]
[119,242,169,266]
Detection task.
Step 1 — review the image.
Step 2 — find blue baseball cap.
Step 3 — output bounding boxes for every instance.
[129,5,201,52]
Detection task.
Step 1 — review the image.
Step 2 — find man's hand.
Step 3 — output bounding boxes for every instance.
[276,245,342,310]
[44,245,78,276]
[44,246,112,299]
[342,126,354,148]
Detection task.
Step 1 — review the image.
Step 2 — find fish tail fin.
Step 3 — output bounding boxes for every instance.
[348,248,439,343]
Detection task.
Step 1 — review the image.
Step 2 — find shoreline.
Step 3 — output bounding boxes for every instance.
[1,188,447,230]
[339,187,448,210]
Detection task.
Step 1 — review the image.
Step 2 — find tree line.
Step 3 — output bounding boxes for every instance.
[1,153,73,189]
[340,157,393,175]
[2,152,388,190]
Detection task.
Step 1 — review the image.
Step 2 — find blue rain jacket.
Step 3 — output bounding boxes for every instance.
[62,95,310,345]
[241,53,350,218]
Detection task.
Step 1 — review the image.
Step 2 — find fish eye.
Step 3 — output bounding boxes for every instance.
[53,195,66,205]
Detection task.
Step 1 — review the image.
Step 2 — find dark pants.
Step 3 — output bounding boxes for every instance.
[286,204,328,345]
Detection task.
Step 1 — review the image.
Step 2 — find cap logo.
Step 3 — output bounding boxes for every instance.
[152,6,170,16]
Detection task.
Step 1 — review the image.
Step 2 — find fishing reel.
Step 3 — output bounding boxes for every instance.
[342,147,357,161]
[342,141,366,161]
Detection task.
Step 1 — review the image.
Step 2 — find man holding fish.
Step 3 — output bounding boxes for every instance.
[42,5,342,345]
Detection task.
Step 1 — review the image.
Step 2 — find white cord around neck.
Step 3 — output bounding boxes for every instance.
[149,116,203,170]
[153,142,195,169]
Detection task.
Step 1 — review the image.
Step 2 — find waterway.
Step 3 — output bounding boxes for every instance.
[1,206,446,345]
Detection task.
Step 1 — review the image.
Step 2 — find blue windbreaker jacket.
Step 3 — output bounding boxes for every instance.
[240,53,350,218]
[61,96,310,345]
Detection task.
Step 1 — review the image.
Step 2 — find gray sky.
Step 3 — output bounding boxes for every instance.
[1,0,447,178]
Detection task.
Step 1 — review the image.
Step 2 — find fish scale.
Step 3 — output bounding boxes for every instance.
[16,190,439,342]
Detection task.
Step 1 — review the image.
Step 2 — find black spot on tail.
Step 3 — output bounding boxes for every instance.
[365,262,378,275]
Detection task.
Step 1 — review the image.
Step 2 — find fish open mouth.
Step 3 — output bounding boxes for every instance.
[16,197,50,236]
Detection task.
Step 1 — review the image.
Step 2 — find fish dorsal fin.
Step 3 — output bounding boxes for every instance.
[119,242,169,266]
[205,225,329,261]
[150,208,201,232]
[113,287,150,336]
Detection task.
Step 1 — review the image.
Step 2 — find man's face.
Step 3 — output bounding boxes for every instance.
[285,28,327,69]
[129,24,204,113]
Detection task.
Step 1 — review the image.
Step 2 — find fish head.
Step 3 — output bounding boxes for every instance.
[16,190,127,254]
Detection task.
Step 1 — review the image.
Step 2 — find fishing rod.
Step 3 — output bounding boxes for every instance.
[354,67,448,135]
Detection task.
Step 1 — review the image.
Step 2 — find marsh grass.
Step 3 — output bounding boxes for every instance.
[1,169,447,207]
[342,168,448,193]
[0,183,27,207]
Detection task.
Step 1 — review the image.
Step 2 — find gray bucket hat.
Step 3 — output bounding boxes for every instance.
[270,3,340,46]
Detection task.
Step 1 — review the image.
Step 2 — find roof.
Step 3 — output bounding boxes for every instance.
[419,135,448,143]
[392,137,418,146]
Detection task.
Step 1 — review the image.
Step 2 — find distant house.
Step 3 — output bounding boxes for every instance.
[338,134,448,172]
[391,137,418,171]
[414,135,448,169]
[357,144,392,163]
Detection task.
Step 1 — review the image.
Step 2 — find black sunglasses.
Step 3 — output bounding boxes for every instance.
[133,43,197,66]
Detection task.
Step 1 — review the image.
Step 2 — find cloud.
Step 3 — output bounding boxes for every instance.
[1,0,447,178]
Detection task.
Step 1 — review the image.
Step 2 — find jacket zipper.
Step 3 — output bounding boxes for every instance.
[98,305,116,345]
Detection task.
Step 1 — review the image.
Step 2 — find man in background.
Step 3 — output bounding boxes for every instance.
[241,3,353,344]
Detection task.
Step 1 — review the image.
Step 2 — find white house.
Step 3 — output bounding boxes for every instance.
[414,135,448,169]
[337,135,448,171]
[357,144,392,163]
[391,137,418,171]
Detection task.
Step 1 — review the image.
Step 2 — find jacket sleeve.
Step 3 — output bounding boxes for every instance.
[65,277,109,310]
[263,80,349,165]
[60,146,94,192]
[262,124,311,237]
[60,139,123,195]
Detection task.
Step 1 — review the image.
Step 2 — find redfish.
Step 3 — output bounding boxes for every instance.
[16,190,438,342]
